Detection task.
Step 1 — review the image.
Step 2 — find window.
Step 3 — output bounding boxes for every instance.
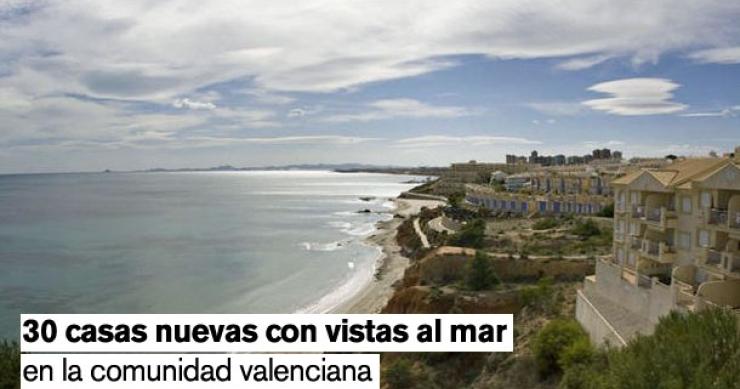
[630,191,638,204]
[682,196,692,214]
[616,248,625,264]
[700,192,712,208]
[698,229,710,248]
[678,231,691,250]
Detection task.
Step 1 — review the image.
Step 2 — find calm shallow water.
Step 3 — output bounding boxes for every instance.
[0,171,421,339]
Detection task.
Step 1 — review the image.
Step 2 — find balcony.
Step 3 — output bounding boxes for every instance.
[706,249,722,265]
[631,205,645,218]
[709,208,728,226]
[722,252,740,273]
[641,206,677,230]
[642,240,676,263]
[732,211,740,230]
[614,232,625,242]
[630,237,643,250]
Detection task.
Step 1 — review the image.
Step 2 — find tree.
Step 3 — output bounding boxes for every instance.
[465,251,499,291]
[572,219,600,238]
[447,192,465,209]
[385,358,414,389]
[532,319,589,377]
[0,339,20,389]
[559,309,740,389]
[596,203,614,218]
[450,218,486,248]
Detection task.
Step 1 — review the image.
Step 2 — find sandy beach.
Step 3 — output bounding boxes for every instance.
[331,197,444,314]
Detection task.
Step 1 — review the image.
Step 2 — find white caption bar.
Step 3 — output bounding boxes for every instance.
[21,314,513,352]
[22,354,379,389]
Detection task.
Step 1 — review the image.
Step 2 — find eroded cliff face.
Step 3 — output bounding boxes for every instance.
[378,239,588,388]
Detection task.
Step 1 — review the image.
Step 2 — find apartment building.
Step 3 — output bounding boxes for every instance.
[577,152,740,346]
[464,164,618,216]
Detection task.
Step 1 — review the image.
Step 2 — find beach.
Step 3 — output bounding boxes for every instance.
[331,198,444,314]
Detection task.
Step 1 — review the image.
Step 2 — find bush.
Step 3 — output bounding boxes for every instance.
[596,203,614,218]
[533,218,559,230]
[385,358,414,389]
[558,337,596,370]
[532,319,588,377]
[572,219,600,238]
[0,339,20,389]
[520,277,557,313]
[465,251,499,291]
[449,218,486,248]
[559,309,740,389]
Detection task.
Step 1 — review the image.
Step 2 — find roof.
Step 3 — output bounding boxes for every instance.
[611,157,729,189]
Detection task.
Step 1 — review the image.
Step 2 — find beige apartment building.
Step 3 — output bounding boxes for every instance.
[577,151,740,346]
[464,165,619,216]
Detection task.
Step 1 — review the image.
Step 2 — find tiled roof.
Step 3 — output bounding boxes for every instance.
[611,157,729,188]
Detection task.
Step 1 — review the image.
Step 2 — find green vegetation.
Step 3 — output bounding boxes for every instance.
[572,218,600,238]
[384,358,414,389]
[0,339,20,389]
[532,217,560,230]
[520,276,558,314]
[447,192,465,209]
[449,218,486,248]
[532,319,590,377]
[465,251,499,291]
[559,309,740,389]
[596,203,614,218]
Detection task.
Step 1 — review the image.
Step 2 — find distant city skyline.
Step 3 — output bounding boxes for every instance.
[1,1,740,173]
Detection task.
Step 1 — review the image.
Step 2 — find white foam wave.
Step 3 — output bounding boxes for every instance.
[300,241,345,252]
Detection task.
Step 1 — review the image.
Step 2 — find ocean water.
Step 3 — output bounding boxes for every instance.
[0,171,422,339]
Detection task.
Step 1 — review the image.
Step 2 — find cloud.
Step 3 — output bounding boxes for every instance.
[688,47,740,64]
[172,98,216,110]
[394,135,541,148]
[582,78,688,115]
[679,106,739,117]
[287,106,322,118]
[556,54,613,70]
[527,101,584,116]
[323,98,474,123]
[2,0,740,100]
[239,89,296,105]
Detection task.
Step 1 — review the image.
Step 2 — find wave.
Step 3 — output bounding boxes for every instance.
[300,241,346,252]
[295,245,382,314]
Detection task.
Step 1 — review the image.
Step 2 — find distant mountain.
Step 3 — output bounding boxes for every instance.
[141,163,447,175]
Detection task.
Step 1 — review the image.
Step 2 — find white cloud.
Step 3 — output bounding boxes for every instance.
[556,54,613,70]
[679,106,739,117]
[1,0,739,100]
[688,47,740,64]
[323,98,474,123]
[527,101,584,116]
[394,135,541,148]
[287,106,322,118]
[239,89,296,105]
[582,78,688,116]
[172,98,216,110]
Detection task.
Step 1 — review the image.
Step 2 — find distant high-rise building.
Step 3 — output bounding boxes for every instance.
[613,151,623,160]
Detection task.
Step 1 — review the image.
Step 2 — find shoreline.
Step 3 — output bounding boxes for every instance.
[330,197,444,314]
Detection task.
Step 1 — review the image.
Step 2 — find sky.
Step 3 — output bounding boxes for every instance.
[1,1,739,173]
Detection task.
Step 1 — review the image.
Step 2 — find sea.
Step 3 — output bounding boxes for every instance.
[0,171,423,339]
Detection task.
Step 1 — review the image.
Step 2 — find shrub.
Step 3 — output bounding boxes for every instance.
[559,309,740,389]
[596,203,614,218]
[532,319,588,377]
[449,218,486,248]
[465,251,499,291]
[0,339,20,389]
[572,219,600,238]
[533,218,559,230]
[558,337,595,370]
[520,276,556,313]
[385,358,414,389]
